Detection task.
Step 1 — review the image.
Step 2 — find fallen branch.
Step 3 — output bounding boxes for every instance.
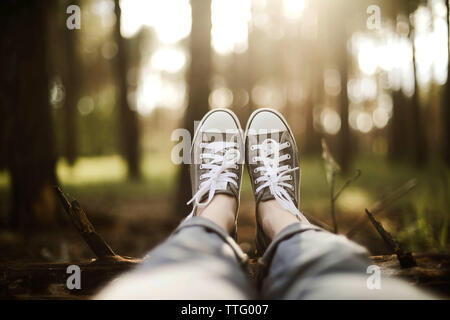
[0,187,145,299]
[54,186,138,264]
[365,208,416,268]
[55,187,115,259]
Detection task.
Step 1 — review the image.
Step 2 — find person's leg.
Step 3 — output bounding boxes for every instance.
[258,200,435,300]
[97,108,251,299]
[95,195,255,299]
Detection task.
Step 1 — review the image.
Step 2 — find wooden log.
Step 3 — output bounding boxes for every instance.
[372,253,450,297]
[0,258,140,299]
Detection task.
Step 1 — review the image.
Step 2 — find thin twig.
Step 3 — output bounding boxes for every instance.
[330,172,337,233]
[322,138,340,234]
[346,179,418,238]
[333,169,361,201]
[330,169,361,234]
[321,139,361,234]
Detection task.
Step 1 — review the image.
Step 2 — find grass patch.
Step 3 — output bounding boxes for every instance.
[0,153,448,252]
[58,153,176,198]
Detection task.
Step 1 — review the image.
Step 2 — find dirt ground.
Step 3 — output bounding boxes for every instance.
[1,192,448,299]
[0,193,396,264]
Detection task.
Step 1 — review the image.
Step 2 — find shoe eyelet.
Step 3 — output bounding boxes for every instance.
[199,164,204,169]
[234,165,239,170]
[286,154,291,160]
[286,142,291,147]
[250,145,256,151]
[252,157,257,163]
[253,168,258,174]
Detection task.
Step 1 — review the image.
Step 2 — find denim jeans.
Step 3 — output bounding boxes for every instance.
[95,217,433,299]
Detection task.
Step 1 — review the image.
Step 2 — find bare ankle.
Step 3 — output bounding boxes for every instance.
[196,194,236,234]
[258,200,301,240]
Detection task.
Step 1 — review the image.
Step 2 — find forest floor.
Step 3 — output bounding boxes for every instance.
[0,155,449,298]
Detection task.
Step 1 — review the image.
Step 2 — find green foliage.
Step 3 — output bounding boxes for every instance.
[397,164,450,252]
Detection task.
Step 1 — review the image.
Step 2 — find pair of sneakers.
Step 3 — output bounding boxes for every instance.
[186,108,310,255]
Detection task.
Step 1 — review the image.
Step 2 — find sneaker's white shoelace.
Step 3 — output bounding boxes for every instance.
[253,138,309,223]
[186,140,240,219]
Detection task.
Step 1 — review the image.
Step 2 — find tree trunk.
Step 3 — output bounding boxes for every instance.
[0,1,58,229]
[444,0,450,166]
[389,90,409,160]
[114,0,140,179]
[230,51,252,125]
[62,3,80,166]
[174,0,212,217]
[336,20,351,172]
[302,34,323,154]
[410,29,427,167]
[388,1,414,162]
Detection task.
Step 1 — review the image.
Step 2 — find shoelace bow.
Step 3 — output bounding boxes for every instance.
[253,138,309,223]
[186,140,240,219]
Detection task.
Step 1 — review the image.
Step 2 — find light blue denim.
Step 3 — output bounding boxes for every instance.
[96,217,434,299]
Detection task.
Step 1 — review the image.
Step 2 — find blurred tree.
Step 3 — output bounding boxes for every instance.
[389,89,410,160]
[410,25,427,167]
[62,0,80,165]
[384,0,426,166]
[302,0,325,154]
[247,5,262,113]
[230,51,252,124]
[388,0,415,162]
[332,1,352,172]
[0,1,58,229]
[114,0,141,179]
[444,0,450,166]
[174,0,212,217]
[337,44,351,172]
